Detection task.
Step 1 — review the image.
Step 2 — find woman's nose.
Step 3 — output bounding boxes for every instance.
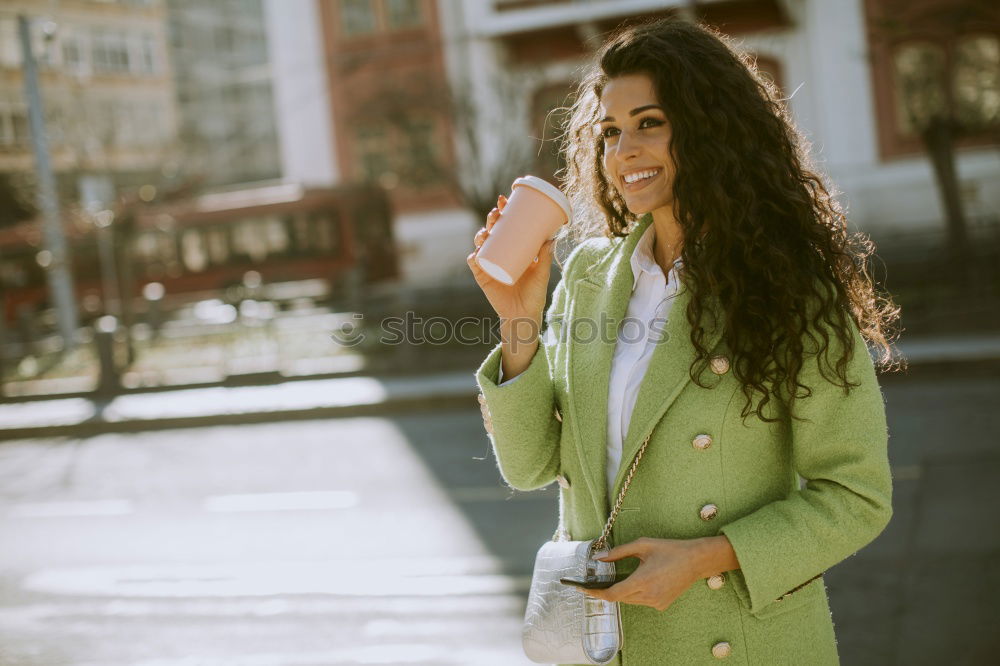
[614,130,641,160]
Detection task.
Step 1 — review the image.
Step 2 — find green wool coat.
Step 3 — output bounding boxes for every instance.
[474,213,893,665]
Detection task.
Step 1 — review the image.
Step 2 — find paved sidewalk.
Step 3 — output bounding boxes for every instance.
[1,334,998,440]
[0,371,480,440]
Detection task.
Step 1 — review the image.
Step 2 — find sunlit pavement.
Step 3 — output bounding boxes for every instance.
[0,373,998,665]
[0,413,552,665]
[0,372,480,439]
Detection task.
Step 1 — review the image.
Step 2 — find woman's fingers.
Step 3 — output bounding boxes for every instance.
[474,226,488,249]
[486,206,500,232]
[594,538,649,563]
[582,579,642,604]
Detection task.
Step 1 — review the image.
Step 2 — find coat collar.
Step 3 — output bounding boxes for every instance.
[567,213,725,519]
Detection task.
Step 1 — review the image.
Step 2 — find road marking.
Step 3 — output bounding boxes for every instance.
[7,499,134,518]
[203,490,359,512]
[21,560,531,598]
[111,644,447,665]
[0,593,529,623]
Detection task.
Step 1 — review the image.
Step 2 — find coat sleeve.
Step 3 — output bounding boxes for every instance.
[473,241,595,491]
[718,316,894,617]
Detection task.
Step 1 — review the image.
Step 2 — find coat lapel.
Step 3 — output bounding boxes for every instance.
[610,284,724,497]
[567,213,726,517]
[567,214,652,519]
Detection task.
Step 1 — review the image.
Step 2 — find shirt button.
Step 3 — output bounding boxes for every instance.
[707,573,726,590]
[710,355,730,375]
[553,406,563,422]
[711,641,732,659]
[692,434,713,450]
[699,503,719,521]
[556,474,570,489]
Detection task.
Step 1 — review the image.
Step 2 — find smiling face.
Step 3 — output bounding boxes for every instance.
[598,73,675,216]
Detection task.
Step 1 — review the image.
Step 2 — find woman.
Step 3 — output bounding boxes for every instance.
[467,16,899,665]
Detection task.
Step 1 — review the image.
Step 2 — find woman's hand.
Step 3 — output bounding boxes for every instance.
[583,537,729,612]
[467,193,556,326]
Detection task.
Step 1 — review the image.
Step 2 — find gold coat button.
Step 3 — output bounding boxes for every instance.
[707,573,726,590]
[556,473,570,489]
[692,434,713,450]
[554,406,563,422]
[699,503,719,521]
[710,355,730,375]
[711,641,732,659]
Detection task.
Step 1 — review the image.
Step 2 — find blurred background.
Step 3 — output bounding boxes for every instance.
[0,0,997,664]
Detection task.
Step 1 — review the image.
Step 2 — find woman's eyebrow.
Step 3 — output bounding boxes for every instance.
[598,104,664,123]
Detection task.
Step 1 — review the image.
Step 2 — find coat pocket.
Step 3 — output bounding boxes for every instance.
[749,574,826,620]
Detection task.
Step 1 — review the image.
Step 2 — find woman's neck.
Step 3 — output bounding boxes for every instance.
[650,206,684,273]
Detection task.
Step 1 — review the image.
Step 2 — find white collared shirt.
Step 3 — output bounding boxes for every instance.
[497,223,682,499]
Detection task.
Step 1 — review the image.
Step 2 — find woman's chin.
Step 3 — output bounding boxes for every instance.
[624,201,653,215]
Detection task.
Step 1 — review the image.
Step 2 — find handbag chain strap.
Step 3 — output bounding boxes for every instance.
[593,431,654,552]
[552,431,655,549]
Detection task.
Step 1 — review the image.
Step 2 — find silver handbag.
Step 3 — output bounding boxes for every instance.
[522,432,654,665]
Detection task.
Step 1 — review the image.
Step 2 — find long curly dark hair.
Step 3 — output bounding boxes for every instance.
[558,16,900,420]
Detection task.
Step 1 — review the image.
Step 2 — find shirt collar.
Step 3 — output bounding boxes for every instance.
[630,222,682,289]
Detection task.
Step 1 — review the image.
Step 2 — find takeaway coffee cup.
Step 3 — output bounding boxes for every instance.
[476,175,572,286]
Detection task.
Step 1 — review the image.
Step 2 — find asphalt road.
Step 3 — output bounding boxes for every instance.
[0,373,997,665]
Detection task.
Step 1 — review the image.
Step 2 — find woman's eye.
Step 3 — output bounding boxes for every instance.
[601,118,663,139]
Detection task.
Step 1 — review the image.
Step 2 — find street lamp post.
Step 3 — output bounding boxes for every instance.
[17,15,79,347]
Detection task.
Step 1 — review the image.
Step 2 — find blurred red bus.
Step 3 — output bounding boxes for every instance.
[0,182,399,325]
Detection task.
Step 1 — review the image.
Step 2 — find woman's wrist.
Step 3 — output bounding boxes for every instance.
[688,535,740,580]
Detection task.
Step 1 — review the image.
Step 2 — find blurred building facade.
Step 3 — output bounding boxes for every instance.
[444,0,999,235]
[0,0,178,210]
[266,0,463,286]
[164,0,281,188]
[265,0,998,288]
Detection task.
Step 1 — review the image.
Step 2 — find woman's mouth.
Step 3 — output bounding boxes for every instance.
[621,168,662,192]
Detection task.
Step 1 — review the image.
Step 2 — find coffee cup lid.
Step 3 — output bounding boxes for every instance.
[512,176,572,225]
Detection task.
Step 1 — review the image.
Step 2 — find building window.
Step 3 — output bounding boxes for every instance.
[953,34,999,130]
[0,18,19,68]
[341,0,378,36]
[0,102,30,147]
[891,42,948,136]
[385,0,423,29]
[62,34,85,73]
[401,117,439,185]
[339,0,424,37]
[865,0,999,159]
[354,116,444,188]
[138,33,157,75]
[91,29,131,74]
[355,125,392,183]
[889,34,999,137]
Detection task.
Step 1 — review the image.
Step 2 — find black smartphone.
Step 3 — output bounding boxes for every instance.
[559,577,618,590]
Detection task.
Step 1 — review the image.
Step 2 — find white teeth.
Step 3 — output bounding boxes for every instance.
[623,169,659,184]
